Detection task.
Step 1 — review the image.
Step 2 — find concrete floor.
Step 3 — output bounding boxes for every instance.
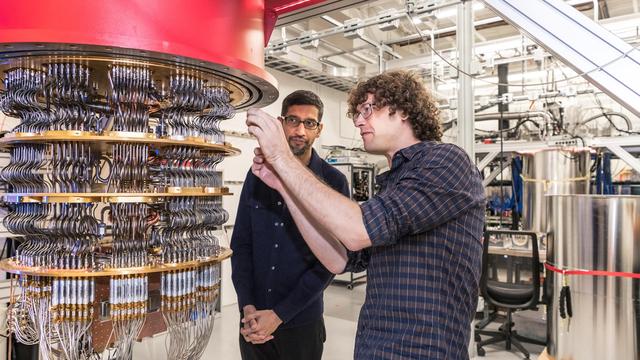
[134,283,544,359]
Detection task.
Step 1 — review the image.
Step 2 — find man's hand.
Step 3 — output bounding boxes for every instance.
[240,305,264,343]
[241,309,283,344]
[246,108,293,166]
[252,147,283,191]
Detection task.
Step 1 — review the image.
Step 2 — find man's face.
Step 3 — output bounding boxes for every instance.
[352,93,397,155]
[282,104,323,156]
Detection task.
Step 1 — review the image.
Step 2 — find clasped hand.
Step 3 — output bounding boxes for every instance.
[240,305,283,344]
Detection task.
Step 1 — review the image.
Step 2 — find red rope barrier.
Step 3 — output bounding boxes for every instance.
[545,262,640,279]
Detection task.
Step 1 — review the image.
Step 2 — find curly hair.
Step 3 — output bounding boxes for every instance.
[347,70,442,141]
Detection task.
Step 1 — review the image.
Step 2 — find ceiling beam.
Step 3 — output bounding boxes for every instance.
[275,0,370,27]
[267,0,460,52]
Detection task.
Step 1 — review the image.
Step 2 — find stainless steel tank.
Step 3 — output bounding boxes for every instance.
[547,195,640,359]
[520,147,591,233]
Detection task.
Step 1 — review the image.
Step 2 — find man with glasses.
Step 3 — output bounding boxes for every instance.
[231,90,349,360]
[245,71,485,359]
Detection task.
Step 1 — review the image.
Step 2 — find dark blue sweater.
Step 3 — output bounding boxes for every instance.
[231,149,350,328]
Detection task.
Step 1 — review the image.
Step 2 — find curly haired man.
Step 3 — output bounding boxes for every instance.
[245,70,485,359]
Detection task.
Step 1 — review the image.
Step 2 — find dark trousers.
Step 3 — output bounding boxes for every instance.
[239,318,326,360]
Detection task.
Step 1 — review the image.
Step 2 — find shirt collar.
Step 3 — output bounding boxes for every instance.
[308,148,323,174]
[390,141,431,170]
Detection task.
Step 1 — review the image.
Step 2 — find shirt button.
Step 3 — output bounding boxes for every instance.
[274,244,279,248]
[271,266,276,270]
[277,201,282,205]
[274,222,278,226]
[280,222,284,226]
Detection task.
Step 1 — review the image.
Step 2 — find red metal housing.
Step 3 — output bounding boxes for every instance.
[0,0,283,107]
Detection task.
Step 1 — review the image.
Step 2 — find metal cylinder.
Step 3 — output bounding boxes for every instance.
[547,195,640,359]
[520,147,590,233]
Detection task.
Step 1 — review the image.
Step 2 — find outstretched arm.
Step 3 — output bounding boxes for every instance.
[251,152,349,273]
[247,110,372,253]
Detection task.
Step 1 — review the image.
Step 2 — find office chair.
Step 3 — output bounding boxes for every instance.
[475,230,546,359]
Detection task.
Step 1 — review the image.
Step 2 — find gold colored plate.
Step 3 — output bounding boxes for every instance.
[0,248,232,278]
[166,186,228,194]
[102,131,157,139]
[1,189,233,203]
[13,132,41,138]
[107,196,160,203]
[42,130,98,137]
[0,131,241,156]
[42,195,97,203]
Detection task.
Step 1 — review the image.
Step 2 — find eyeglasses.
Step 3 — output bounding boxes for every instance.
[280,115,320,130]
[353,102,375,123]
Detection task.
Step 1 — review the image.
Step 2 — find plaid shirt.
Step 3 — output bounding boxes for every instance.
[346,141,485,359]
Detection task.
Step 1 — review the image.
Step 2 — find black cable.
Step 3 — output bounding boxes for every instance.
[581,112,632,129]
[499,111,505,228]
[590,149,600,174]
[448,116,546,139]
[584,95,639,134]
[475,118,540,140]
[591,93,640,134]
[475,118,542,136]
[440,103,500,131]
[0,237,8,260]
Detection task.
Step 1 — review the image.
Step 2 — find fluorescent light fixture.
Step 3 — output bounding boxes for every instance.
[472,70,547,87]
[508,70,548,82]
[565,0,592,5]
[437,79,458,91]
[412,16,423,24]
[435,2,484,19]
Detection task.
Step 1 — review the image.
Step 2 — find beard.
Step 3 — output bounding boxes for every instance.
[288,136,310,156]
